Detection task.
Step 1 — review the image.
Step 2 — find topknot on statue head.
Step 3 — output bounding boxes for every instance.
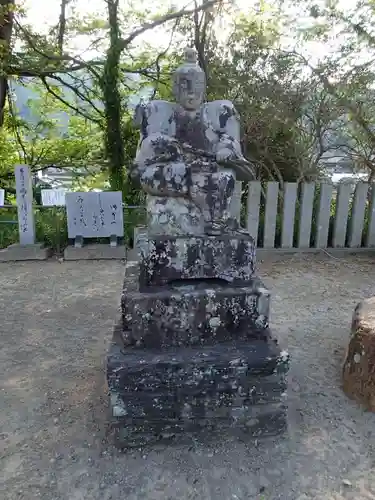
[172,46,206,111]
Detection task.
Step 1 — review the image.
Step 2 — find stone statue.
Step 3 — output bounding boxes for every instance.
[106,47,289,448]
[131,47,254,236]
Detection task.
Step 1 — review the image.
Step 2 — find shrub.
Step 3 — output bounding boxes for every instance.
[0,208,18,249]
[35,208,68,253]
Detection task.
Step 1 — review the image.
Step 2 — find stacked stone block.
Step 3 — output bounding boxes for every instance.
[106,230,289,447]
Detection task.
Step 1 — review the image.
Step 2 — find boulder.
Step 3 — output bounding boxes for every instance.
[342,297,375,411]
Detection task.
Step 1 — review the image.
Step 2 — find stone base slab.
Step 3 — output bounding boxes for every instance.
[138,233,255,289]
[107,326,289,448]
[0,243,52,261]
[64,243,126,260]
[121,277,270,348]
[112,403,287,448]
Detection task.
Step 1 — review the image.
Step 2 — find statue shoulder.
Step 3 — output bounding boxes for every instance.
[145,100,175,114]
[204,100,239,120]
[134,100,176,138]
[203,100,240,139]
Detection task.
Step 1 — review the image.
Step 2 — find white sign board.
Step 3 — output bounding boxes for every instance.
[41,189,67,207]
[66,191,124,239]
[15,165,35,245]
[0,189,4,206]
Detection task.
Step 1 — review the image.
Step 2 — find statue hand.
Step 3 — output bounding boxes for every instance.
[216,148,236,162]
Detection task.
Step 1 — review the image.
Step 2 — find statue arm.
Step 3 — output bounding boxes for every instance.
[135,133,180,168]
[133,100,176,140]
[131,101,179,180]
[215,133,243,162]
[204,101,244,161]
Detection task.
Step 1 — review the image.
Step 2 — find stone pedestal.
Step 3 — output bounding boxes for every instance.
[138,234,256,288]
[0,243,52,261]
[63,243,126,260]
[342,297,375,411]
[108,326,288,447]
[107,230,290,448]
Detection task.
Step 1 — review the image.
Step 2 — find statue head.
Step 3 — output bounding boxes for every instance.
[173,47,206,110]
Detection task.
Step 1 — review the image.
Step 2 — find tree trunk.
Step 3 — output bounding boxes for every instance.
[0,0,15,127]
[57,0,69,54]
[101,0,125,192]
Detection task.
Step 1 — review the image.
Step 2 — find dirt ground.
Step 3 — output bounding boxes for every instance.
[2,254,375,500]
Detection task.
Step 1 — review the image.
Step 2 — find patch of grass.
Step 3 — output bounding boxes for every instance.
[0,207,18,249]
[35,207,68,254]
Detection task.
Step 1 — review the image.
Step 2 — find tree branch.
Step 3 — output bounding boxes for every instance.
[47,73,104,118]
[6,91,27,163]
[8,61,101,78]
[118,0,222,50]
[13,19,102,78]
[40,76,102,124]
[150,18,180,99]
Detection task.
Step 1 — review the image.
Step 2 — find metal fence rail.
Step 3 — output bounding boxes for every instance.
[0,204,146,253]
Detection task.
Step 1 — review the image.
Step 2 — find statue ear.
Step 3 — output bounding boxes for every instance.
[133,103,144,127]
[172,74,179,100]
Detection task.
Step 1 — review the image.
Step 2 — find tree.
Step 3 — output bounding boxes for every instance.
[146,2,345,184]
[1,0,224,195]
[6,0,373,193]
[0,0,15,126]
[289,0,375,179]
[0,110,18,192]
[0,79,105,196]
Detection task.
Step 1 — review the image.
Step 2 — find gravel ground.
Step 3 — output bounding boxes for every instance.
[1,254,375,500]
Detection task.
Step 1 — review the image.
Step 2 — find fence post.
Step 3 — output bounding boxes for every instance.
[315,183,333,248]
[246,181,261,245]
[15,164,36,245]
[366,183,375,247]
[229,181,242,223]
[281,183,297,249]
[333,183,353,248]
[298,183,315,248]
[348,182,368,248]
[263,182,279,249]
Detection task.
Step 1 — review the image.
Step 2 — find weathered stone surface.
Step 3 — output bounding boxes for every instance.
[113,406,287,448]
[107,324,289,447]
[131,47,254,237]
[138,233,255,288]
[121,278,270,348]
[342,297,375,411]
[144,167,237,236]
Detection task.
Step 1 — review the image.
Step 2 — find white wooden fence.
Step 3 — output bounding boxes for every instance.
[230,181,375,249]
[3,173,375,251]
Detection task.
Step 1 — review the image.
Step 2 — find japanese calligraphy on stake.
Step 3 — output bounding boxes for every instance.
[15,165,35,245]
[66,192,124,239]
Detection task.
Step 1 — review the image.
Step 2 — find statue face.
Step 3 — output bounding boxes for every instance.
[173,70,205,111]
[177,76,203,110]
